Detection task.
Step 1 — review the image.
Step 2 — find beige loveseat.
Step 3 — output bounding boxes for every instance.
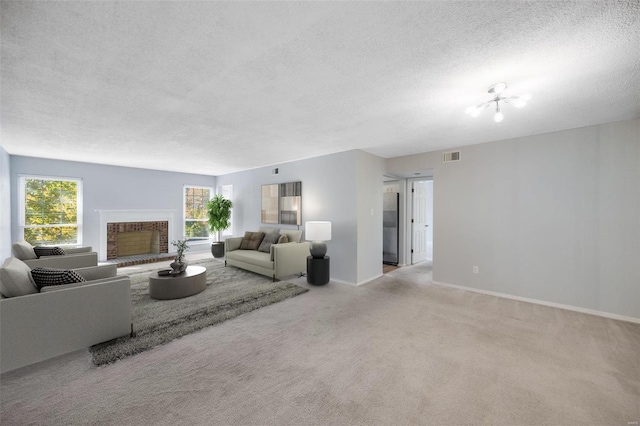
[0,257,131,373]
[225,228,310,281]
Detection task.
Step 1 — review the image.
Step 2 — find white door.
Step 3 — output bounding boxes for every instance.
[411,180,429,264]
[425,180,433,261]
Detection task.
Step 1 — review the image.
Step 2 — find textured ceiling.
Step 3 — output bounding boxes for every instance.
[1,1,639,175]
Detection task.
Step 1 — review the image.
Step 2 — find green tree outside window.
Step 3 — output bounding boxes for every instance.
[22,178,80,245]
[184,186,212,240]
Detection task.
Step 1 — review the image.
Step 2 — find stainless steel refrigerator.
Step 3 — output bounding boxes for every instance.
[383,192,399,265]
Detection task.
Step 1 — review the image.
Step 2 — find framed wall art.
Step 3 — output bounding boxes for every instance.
[261,181,302,226]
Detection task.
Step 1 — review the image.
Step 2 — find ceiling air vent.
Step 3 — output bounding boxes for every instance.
[443,151,461,163]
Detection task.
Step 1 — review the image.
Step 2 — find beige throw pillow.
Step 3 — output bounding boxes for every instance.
[0,257,38,298]
[277,234,289,244]
[12,240,37,260]
[279,230,302,243]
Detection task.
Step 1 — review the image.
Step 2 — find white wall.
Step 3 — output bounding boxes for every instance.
[217,150,385,285]
[0,146,12,261]
[387,118,640,320]
[9,156,216,255]
[356,150,385,283]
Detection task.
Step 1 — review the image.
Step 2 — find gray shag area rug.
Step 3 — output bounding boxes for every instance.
[90,260,308,366]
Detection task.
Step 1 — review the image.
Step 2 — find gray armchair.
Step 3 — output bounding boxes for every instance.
[12,240,98,269]
[0,258,131,373]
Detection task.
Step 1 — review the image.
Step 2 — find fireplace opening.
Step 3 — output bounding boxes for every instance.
[107,221,168,260]
[117,231,160,257]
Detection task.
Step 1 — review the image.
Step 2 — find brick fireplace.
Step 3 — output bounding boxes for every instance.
[106,221,168,260]
[97,210,176,262]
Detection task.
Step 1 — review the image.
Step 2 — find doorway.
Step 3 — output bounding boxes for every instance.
[383,178,401,269]
[410,179,433,265]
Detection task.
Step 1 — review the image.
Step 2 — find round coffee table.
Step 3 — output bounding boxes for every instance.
[149,265,207,300]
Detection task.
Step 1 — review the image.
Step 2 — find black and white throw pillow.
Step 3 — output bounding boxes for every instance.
[30,267,86,290]
[33,246,66,258]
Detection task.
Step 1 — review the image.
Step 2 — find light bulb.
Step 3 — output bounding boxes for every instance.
[493,82,507,94]
[465,106,475,115]
[470,108,482,117]
[494,111,504,122]
[521,93,532,101]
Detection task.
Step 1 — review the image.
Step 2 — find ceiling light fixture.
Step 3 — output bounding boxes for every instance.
[465,82,531,122]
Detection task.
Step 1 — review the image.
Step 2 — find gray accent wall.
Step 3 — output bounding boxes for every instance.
[9,156,216,255]
[387,118,640,319]
[217,150,385,285]
[1,146,12,261]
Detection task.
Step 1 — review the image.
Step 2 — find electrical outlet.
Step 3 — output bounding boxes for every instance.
[473,266,479,274]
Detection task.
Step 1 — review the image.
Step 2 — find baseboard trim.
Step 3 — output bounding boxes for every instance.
[331,273,384,287]
[330,279,356,286]
[432,281,640,324]
[357,273,383,286]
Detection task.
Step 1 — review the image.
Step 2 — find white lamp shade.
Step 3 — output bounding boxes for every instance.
[305,221,331,241]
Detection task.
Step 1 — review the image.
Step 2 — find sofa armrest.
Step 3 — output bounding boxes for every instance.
[272,242,311,278]
[73,264,117,281]
[225,237,243,253]
[64,246,92,254]
[0,276,131,373]
[23,252,98,269]
[39,274,125,292]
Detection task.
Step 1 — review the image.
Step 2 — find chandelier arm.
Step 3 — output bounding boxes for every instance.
[501,96,521,103]
[476,101,492,111]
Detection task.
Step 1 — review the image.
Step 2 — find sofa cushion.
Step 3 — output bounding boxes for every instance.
[12,240,37,260]
[30,267,86,290]
[0,257,38,298]
[277,234,289,244]
[33,246,67,258]
[259,227,279,235]
[258,233,280,253]
[240,231,265,250]
[279,229,302,243]
[226,250,274,270]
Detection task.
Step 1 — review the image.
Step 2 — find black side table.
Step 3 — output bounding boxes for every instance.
[307,256,330,286]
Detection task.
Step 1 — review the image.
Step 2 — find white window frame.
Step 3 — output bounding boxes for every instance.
[219,184,234,237]
[183,185,213,244]
[18,174,83,246]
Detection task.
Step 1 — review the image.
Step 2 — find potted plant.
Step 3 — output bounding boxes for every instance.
[207,194,233,258]
[170,239,190,274]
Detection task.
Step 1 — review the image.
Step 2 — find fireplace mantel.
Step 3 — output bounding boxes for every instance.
[96,210,176,261]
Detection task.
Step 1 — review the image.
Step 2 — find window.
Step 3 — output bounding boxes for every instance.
[184,186,212,241]
[220,184,233,236]
[19,175,83,245]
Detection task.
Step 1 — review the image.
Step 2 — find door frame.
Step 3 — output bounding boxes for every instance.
[383,176,405,266]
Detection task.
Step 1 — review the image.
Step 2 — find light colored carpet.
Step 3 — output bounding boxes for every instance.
[91,260,308,366]
[1,261,639,425]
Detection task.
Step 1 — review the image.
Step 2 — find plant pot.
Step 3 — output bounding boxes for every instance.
[170,258,188,274]
[211,242,225,258]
